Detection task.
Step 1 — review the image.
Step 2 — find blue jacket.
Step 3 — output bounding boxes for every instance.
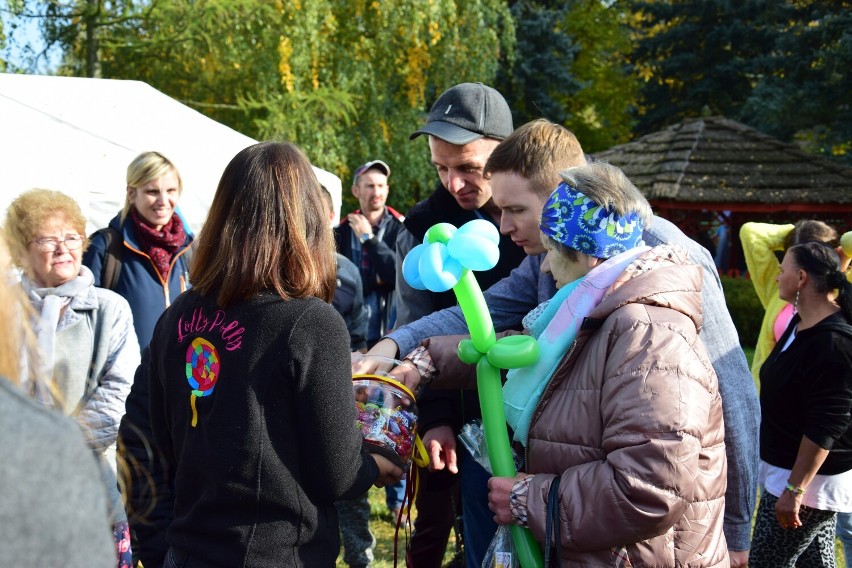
[83,212,194,351]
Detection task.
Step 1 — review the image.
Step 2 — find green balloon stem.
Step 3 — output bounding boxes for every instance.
[475,360,514,475]
[475,359,543,568]
[455,270,496,353]
[511,524,545,568]
[429,222,544,568]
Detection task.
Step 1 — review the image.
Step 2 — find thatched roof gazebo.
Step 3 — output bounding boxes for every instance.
[595,116,852,273]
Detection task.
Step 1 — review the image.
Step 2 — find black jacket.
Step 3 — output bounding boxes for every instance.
[333,253,368,351]
[334,206,405,298]
[139,290,377,567]
[760,311,852,475]
[118,347,172,568]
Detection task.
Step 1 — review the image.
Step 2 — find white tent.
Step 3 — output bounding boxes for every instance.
[0,74,343,235]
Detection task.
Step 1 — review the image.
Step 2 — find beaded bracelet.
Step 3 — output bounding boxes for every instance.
[785,481,806,495]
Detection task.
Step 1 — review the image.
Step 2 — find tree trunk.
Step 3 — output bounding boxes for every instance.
[85,0,97,78]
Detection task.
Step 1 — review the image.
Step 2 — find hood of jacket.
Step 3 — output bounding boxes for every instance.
[586,244,704,334]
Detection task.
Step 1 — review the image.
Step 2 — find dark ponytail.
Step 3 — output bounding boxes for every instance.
[789,241,852,322]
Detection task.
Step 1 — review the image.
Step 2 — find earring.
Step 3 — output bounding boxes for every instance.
[794,289,800,311]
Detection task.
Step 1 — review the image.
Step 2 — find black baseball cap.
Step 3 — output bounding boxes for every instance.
[409,82,513,145]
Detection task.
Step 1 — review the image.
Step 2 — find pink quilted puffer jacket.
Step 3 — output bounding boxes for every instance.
[425,248,729,567]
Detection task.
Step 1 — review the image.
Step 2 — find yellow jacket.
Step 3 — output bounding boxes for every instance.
[740,222,794,383]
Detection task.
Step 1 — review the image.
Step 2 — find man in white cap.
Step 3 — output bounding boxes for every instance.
[392,82,526,568]
[335,160,405,350]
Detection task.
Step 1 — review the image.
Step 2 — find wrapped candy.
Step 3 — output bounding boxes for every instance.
[353,376,418,468]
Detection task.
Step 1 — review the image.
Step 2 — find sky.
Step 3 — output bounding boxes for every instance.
[2,3,62,74]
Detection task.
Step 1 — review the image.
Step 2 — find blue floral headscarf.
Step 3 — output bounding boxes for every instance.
[540,181,645,258]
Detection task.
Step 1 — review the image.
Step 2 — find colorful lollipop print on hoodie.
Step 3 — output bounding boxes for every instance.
[186,337,219,427]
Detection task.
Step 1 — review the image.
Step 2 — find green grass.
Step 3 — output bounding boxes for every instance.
[336,486,458,567]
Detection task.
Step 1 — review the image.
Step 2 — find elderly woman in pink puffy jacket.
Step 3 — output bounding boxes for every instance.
[397,162,729,566]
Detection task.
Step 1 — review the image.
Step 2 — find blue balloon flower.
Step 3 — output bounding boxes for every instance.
[402,220,501,293]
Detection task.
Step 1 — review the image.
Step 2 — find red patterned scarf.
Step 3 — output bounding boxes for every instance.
[129,207,186,280]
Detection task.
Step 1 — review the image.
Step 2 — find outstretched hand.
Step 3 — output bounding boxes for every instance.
[370,453,403,488]
[423,425,457,474]
[351,338,400,375]
[388,359,422,393]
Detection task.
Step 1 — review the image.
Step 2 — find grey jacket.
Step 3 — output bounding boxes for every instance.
[387,215,759,550]
[51,275,139,451]
[28,266,140,522]
[0,376,115,568]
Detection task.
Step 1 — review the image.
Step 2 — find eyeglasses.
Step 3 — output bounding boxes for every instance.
[30,234,84,252]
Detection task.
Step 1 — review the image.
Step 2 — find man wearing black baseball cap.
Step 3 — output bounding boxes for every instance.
[409,81,514,144]
[389,83,525,568]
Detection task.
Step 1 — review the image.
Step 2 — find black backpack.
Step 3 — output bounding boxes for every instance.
[92,227,194,290]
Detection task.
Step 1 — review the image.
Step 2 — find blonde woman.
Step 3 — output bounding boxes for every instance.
[0,238,115,567]
[83,151,194,351]
[3,189,140,567]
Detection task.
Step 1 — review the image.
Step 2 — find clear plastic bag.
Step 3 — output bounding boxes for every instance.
[481,525,518,568]
[459,419,523,475]
[458,420,523,568]
[459,420,492,474]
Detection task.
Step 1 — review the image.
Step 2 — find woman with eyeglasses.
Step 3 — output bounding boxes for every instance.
[83,151,194,352]
[3,189,141,568]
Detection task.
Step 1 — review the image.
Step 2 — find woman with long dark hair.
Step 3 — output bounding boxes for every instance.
[145,142,401,567]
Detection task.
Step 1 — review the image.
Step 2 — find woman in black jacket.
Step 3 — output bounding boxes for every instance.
[141,141,401,568]
[752,241,852,567]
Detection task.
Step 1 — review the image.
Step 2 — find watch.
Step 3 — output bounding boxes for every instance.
[360,232,374,244]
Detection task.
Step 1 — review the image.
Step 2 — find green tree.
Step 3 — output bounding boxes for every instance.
[93,0,515,212]
[253,0,515,211]
[496,0,637,154]
[561,0,638,152]
[630,0,850,164]
[496,1,581,127]
[629,0,774,134]
[99,0,283,137]
[3,0,148,77]
[0,13,6,72]
[741,0,852,164]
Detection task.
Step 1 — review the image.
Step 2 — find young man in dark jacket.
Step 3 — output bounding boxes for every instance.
[391,82,526,568]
